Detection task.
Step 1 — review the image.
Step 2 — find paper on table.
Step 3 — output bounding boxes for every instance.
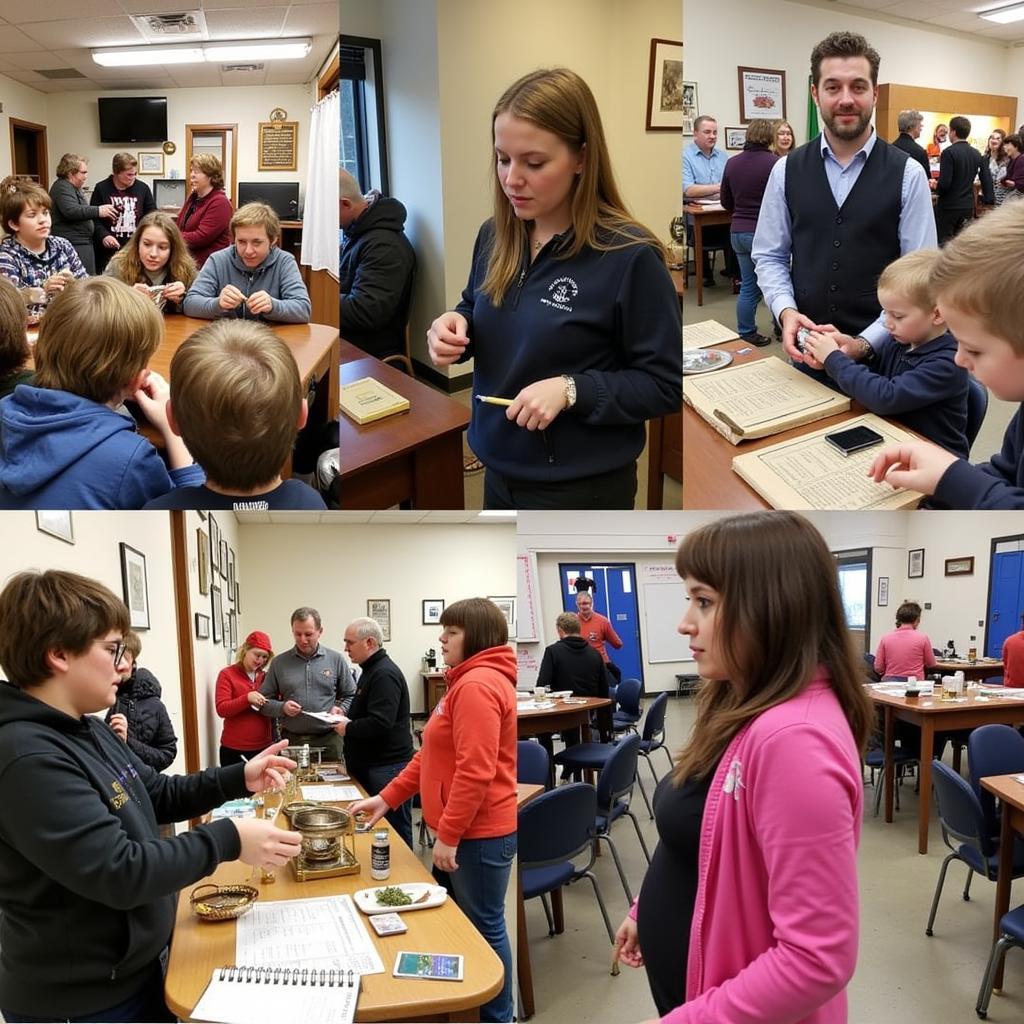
[731,414,923,511]
[683,357,850,443]
[236,895,384,975]
[692,199,725,209]
[301,784,362,801]
[304,711,344,725]
[683,320,739,350]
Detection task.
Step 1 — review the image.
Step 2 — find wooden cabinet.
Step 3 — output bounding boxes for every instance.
[422,671,447,715]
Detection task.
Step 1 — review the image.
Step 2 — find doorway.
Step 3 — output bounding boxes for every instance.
[184,124,238,204]
[9,119,48,183]
[834,548,872,653]
[986,534,1024,660]
[557,562,643,686]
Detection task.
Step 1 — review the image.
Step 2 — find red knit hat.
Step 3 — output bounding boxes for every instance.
[245,630,273,654]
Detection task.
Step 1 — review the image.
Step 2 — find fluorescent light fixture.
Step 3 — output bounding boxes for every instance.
[93,38,311,68]
[980,2,1024,23]
[477,510,518,519]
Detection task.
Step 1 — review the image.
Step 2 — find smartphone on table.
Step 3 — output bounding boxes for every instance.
[824,425,885,457]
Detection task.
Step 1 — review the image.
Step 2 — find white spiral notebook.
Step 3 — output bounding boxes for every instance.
[191,965,360,1024]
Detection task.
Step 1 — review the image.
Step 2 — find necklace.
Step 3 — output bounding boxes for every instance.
[533,237,543,253]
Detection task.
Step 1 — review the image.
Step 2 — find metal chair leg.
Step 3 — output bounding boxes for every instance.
[634,770,653,820]
[963,868,974,901]
[582,869,615,944]
[625,809,652,863]
[540,892,555,936]
[926,852,959,935]
[660,746,674,770]
[596,833,633,904]
[976,934,1015,1018]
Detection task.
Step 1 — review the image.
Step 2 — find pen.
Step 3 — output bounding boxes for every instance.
[475,395,514,406]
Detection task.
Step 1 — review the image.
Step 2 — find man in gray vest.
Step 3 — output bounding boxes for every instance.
[258,606,355,762]
[752,30,936,372]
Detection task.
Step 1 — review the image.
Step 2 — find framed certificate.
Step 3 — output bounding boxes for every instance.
[737,66,786,123]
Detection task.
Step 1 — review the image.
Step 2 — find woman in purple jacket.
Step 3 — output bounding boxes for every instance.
[719,119,778,346]
[615,512,874,1024]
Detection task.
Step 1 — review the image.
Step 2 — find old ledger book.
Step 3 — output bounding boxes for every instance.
[341,377,410,425]
[731,414,923,511]
[683,320,739,350]
[683,357,850,444]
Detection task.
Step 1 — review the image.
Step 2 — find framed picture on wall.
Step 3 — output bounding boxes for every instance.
[227,549,236,601]
[367,599,391,642]
[211,585,223,644]
[724,126,748,151]
[908,548,925,579]
[197,528,210,596]
[877,577,889,607]
[219,540,229,578]
[645,38,684,131]
[737,66,786,123]
[209,515,221,575]
[119,543,150,630]
[137,151,164,176]
[35,511,74,544]
[422,599,444,626]
[944,556,975,577]
[488,596,517,638]
[195,613,210,640]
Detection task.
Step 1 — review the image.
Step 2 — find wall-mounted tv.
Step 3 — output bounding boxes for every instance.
[97,97,168,144]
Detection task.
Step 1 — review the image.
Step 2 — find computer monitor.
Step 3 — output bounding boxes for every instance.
[152,178,187,211]
[237,181,300,221]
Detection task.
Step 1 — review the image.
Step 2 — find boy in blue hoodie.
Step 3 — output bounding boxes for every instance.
[0,276,204,509]
[869,202,1024,507]
[802,248,970,457]
[182,202,311,323]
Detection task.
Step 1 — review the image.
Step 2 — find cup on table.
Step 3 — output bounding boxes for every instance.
[533,686,546,698]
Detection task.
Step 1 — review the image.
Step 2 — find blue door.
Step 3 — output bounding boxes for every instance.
[557,563,643,686]
[987,543,1024,660]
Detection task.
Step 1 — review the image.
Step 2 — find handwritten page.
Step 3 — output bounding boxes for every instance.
[301,784,362,801]
[684,357,850,443]
[731,414,923,510]
[236,895,384,975]
[683,320,739,350]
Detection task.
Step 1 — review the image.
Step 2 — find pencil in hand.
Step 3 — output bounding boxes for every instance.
[475,395,513,407]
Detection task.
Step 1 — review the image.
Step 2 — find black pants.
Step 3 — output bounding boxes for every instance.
[691,224,739,278]
[219,744,266,766]
[483,461,637,510]
[935,207,973,246]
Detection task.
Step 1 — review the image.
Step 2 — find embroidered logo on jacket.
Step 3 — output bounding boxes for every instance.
[109,780,129,810]
[540,276,579,312]
[723,758,746,800]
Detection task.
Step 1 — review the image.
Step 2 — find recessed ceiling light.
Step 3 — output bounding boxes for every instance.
[979,2,1024,24]
[93,38,311,68]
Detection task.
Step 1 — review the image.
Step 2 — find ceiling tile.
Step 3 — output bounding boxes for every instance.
[0,0,122,24]
[204,7,288,37]
[18,17,146,49]
[282,3,338,35]
[0,26,45,51]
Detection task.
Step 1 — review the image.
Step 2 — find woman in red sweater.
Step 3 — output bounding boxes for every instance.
[176,154,233,267]
[215,630,274,766]
[351,598,517,1024]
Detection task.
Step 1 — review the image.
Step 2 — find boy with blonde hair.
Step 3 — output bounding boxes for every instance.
[0,277,202,508]
[182,202,311,323]
[144,320,325,509]
[869,201,1024,507]
[803,248,969,456]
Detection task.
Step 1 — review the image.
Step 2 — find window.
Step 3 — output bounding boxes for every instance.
[341,37,389,194]
[837,565,867,629]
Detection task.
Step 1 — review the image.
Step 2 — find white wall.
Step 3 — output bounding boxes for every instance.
[0,75,50,178]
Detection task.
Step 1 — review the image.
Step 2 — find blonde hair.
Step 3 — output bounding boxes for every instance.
[190,154,225,190]
[112,152,138,173]
[56,154,87,179]
[106,212,198,291]
[556,612,581,634]
[877,248,940,313]
[123,629,142,660]
[771,119,795,154]
[236,640,273,666]
[932,201,1024,354]
[0,176,51,236]
[0,277,29,380]
[482,67,663,306]
[230,201,280,242]
[169,320,302,490]
[34,277,163,403]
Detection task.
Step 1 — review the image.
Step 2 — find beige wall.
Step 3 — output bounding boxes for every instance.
[0,75,50,178]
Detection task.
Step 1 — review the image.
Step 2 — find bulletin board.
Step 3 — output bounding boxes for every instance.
[642,581,693,663]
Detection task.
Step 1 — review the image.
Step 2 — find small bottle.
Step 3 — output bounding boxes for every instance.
[371,828,391,880]
[968,636,978,662]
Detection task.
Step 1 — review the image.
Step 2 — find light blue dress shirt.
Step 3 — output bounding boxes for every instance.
[751,130,936,346]
[683,141,730,193]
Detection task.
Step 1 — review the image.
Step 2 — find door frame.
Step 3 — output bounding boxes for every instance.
[834,547,873,652]
[184,123,238,204]
[985,531,1024,657]
[8,118,48,183]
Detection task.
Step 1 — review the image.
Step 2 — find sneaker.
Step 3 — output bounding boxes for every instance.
[740,332,772,347]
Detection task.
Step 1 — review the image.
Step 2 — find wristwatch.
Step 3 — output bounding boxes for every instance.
[561,374,577,408]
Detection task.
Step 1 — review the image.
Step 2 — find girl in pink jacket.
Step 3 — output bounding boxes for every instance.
[616,511,875,1024]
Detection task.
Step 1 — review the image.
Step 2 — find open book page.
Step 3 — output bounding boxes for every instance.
[684,357,850,443]
[683,320,739,350]
[731,414,923,510]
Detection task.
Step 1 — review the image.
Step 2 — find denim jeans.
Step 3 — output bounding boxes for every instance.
[447,833,516,1023]
[358,760,413,849]
[730,230,763,337]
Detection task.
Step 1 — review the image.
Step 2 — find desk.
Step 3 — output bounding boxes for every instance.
[515,783,546,1020]
[671,269,685,301]
[165,786,503,1022]
[340,341,469,509]
[422,671,447,716]
[868,688,1024,853]
[683,203,732,307]
[981,773,1024,989]
[645,412,682,510]
[933,659,1004,682]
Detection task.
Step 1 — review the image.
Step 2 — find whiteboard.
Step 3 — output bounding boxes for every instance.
[642,582,693,663]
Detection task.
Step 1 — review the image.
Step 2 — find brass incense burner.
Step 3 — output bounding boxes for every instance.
[290,806,359,881]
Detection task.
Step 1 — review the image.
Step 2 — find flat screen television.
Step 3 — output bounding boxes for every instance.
[97,97,168,144]
[237,181,300,221]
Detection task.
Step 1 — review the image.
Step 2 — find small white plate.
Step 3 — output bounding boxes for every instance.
[683,349,733,375]
[547,691,573,699]
[353,883,448,915]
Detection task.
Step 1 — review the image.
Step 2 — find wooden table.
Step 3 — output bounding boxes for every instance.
[340,341,469,509]
[517,697,614,787]
[933,659,1004,682]
[515,783,546,1021]
[422,671,447,716]
[671,269,685,301]
[646,412,682,510]
[165,789,503,1022]
[980,773,1024,989]
[868,687,1024,853]
[683,203,732,307]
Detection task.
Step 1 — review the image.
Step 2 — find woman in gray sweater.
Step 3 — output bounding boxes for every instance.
[48,153,115,275]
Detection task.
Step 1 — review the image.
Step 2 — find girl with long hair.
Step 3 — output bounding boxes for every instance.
[105,212,197,314]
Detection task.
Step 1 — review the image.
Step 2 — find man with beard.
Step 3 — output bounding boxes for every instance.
[752,31,935,373]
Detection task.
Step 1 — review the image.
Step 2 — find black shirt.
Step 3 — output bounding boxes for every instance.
[536,635,608,698]
[343,649,414,777]
[144,479,326,510]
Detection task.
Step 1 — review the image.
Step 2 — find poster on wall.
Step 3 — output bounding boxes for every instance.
[646,38,684,132]
[737,66,786,123]
[367,599,391,642]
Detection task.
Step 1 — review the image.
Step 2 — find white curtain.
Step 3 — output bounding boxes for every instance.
[301,89,340,275]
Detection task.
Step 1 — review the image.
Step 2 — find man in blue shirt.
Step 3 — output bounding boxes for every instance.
[752,31,935,373]
[683,116,738,286]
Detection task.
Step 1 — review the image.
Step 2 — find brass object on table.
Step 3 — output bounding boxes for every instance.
[189,883,258,921]
[290,806,359,881]
[280,743,325,784]
[280,800,321,825]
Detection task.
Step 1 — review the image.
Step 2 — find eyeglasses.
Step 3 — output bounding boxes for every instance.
[98,641,128,667]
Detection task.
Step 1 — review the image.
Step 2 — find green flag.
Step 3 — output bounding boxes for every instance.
[807,74,819,140]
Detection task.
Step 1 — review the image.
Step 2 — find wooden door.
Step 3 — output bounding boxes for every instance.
[184,123,238,204]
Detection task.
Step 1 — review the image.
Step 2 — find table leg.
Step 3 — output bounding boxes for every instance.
[883,706,894,823]
[918,719,935,855]
[694,218,705,307]
[993,803,1013,990]
[646,416,665,511]
[413,432,465,509]
[517,863,535,1019]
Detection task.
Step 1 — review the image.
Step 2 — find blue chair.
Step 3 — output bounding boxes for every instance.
[926,761,1024,936]
[977,904,1024,1018]
[612,678,642,733]
[518,740,550,788]
[966,376,989,449]
[518,783,615,944]
[968,725,1024,842]
[863,652,880,682]
[864,744,918,816]
[637,692,673,783]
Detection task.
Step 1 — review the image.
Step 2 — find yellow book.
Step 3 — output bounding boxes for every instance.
[341,376,410,425]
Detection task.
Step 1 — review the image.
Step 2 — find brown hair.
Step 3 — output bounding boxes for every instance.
[0,570,130,688]
[0,277,29,380]
[106,211,198,292]
[112,152,138,174]
[810,30,881,87]
[190,153,225,190]
[56,153,87,179]
[770,119,795,154]
[170,320,302,490]
[291,607,322,628]
[745,119,775,148]
[556,612,581,634]
[877,248,939,313]
[230,201,280,242]
[672,512,874,782]
[895,601,922,626]
[482,67,663,306]
[439,598,509,659]
[33,277,163,403]
[931,200,1024,354]
[1005,133,1023,153]
[988,128,1007,163]
[0,176,51,236]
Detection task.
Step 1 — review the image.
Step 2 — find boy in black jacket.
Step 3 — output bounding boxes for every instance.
[0,570,300,1022]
